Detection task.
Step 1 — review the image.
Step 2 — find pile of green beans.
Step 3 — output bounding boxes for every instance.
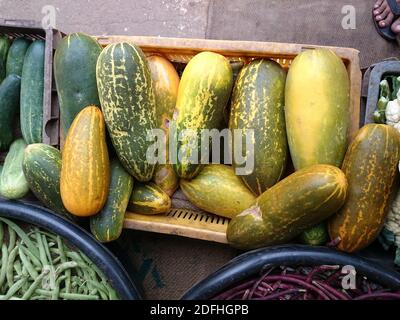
[0,217,118,300]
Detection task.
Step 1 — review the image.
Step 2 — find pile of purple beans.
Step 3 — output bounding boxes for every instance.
[213,265,400,300]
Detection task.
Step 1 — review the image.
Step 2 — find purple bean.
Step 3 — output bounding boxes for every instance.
[261,275,331,300]
[253,289,302,300]
[306,265,340,283]
[313,281,351,300]
[212,279,257,300]
[354,292,400,300]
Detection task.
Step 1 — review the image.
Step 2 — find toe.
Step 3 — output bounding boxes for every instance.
[391,17,400,33]
[374,0,386,15]
[374,0,384,9]
[380,11,394,27]
[376,6,391,21]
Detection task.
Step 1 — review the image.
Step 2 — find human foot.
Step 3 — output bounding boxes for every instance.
[391,14,400,33]
[373,0,395,28]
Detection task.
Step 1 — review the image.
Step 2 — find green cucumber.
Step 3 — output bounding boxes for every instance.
[0,35,10,82]
[6,38,30,77]
[0,74,21,151]
[90,159,134,242]
[20,40,45,144]
[229,59,287,195]
[128,182,171,215]
[54,32,102,134]
[173,51,233,179]
[0,139,29,199]
[96,42,156,181]
[22,143,72,219]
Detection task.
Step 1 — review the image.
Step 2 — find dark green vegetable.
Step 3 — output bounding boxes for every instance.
[6,38,30,77]
[90,159,134,242]
[0,74,21,151]
[0,36,10,82]
[20,40,45,144]
[299,222,329,246]
[22,143,72,219]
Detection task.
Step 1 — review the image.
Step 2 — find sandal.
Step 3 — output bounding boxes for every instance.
[373,0,400,41]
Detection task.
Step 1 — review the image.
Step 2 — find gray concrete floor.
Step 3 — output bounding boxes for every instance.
[0,0,209,38]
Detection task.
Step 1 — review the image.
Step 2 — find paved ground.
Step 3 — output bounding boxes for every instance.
[0,0,210,37]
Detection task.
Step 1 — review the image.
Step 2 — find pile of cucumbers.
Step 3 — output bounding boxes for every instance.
[0,35,45,199]
[2,32,400,256]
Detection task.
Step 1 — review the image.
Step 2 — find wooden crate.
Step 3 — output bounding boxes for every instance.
[95,36,362,244]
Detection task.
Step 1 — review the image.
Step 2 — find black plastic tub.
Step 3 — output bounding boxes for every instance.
[0,199,141,300]
[181,245,400,300]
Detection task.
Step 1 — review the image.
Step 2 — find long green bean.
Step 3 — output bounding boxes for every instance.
[6,246,19,288]
[0,221,3,249]
[0,244,9,290]
[18,247,39,279]
[21,269,49,300]
[7,227,16,253]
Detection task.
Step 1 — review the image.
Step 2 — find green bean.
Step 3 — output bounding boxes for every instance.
[86,280,109,299]
[0,244,9,290]
[21,269,50,300]
[14,260,22,277]
[1,278,27,300]
[21,265,28,277]
[18,247,39,279]
[7,227,16,253]
[108,287,119,300]
[51,275,67,300]
[57,236,71,293]
[55,261,78,275]
[30,295,47,300]
[0,218,39,257]
[41,235,53,267]
[0,222,3,248]
[6,246,19,288]
[35,228,48,267]
[35,289,99,300]
[20,245,42,269]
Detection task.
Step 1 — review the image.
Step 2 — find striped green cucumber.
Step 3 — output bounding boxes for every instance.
[54,33,102,134]
[0,139,29,199]
[20,40,45,144]
[173,51,233,179]
[0,74,21,151]
[229,59,287,195]
[227,164,348,250]
[329,124,400,252]
[180,164,256,218]
[6,38,30,77]
[90,159,134,242]
[97,42,156,181]
[22,143,72,219]
[0,35,10,82]
[128,182,171,215]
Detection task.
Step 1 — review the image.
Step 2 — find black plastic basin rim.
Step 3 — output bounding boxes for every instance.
[0,199,141,300]
[181,244,400,300]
